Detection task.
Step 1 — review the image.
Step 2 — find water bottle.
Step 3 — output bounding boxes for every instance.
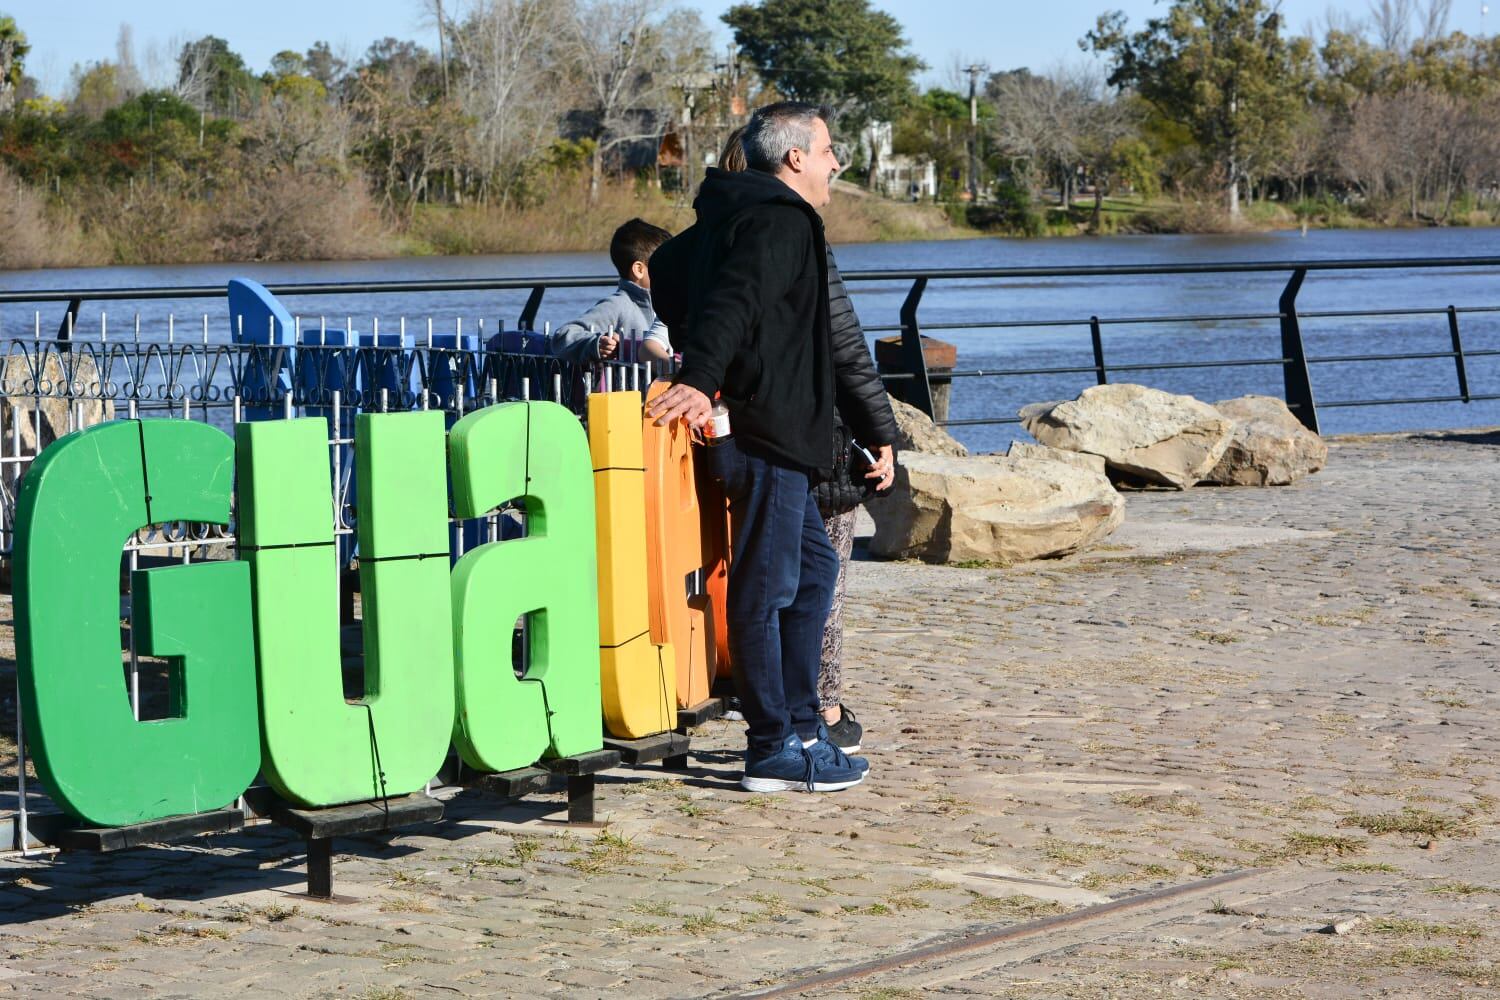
[700,396,741,492]
[704,397,732,445]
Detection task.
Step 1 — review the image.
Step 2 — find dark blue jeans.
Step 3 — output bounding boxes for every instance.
[720,441,839,758]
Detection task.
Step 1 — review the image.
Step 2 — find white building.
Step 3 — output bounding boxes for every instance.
[858,120,938,200]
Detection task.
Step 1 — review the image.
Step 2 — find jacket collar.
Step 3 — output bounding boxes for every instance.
[618,279,653,314]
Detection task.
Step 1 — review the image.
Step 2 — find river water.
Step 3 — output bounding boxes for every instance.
[2,225,1497,453]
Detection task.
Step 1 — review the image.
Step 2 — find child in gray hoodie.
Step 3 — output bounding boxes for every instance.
[550,218,674,364]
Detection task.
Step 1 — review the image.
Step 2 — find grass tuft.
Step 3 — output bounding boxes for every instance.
[1112,791,1202,816]
[1338,808,1469,839]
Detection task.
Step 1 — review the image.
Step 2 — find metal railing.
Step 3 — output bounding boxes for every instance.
[7,254,1497,435]
[843,256,1500,433]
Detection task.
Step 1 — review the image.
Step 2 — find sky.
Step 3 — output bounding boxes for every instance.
[8,0,1496,98]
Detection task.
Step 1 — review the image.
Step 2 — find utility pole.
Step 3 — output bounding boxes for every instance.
[434,0,450,98]
[964,63,986,201]
[683,89,695,193]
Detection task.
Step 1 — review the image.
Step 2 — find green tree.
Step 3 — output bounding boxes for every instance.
[0,15,31,113]
[722,0,923,128]
[304,41,349,92]
[1084,0,1312,217]
[70,62,123,118]
[269,50,307,80]
[892,88,970,198]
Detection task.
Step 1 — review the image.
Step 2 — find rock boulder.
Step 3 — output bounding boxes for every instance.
[1019,384,1233,490]
[0,350,115,467]
[1004,441,1107,475]
[1204,395,1328,486]
[888,394,968,456]
[867,451,1124,564]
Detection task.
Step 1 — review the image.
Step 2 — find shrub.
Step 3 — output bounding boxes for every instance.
[0,166,92,269]
[966,182,1043,236]
[209,168,389,262]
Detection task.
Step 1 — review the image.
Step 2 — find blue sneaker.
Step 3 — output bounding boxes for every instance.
[741,733,865,792]
[806,724,870,776]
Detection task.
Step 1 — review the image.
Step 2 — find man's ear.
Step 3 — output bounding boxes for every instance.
[785,145,804,174]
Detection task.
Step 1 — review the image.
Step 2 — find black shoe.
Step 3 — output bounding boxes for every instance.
[826,704,862,753]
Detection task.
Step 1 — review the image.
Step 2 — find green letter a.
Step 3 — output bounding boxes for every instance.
[449,401,603,772]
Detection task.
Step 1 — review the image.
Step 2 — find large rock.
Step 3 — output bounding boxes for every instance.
[1204,395,1328,486]
[1019,384,1233,490]
[1004,441,1107,475]
[867,450,1124,564]
[888,394,968,456]
[0,349,115,466]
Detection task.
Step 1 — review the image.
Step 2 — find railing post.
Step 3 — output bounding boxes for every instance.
[518,286,546,331]
[1278,268,1319,434]
[1089,316,1108,385]
[897,277,934,419]
[1446,305,1471,403]
[56,297,81,349]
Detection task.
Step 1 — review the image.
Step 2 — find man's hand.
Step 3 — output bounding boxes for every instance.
[864,444,895,491]
[596,333,621,360]
[645,384,711,427]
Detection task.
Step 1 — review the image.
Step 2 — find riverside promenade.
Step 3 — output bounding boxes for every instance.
[0,428,1496,997]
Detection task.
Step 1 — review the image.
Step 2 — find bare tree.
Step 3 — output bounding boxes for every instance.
[174,37,215,109]
[246,85,355,173]
[987,69,1060,199]
[989,63,1130,219]
[115,25,144,99]
[1275,105,1332,202]
[562,0,708,202]
[1369,0,1416,51]
[1368,0,1452,51]
[1342,86,1462,219]
[1068,65,1134,225]
[351,46,467,214]
[1417,0,1452,42]
[446,0,570,200]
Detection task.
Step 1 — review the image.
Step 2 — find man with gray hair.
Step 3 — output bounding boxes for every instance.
[647,101,873,792]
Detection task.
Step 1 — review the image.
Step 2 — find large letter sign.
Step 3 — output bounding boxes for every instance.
[237,413,455,807]
[14,420,260,826]
[15,391,653,824]
[588,391,677,738]
[449,401,603,772]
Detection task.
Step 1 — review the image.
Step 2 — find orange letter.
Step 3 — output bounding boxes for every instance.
[643,381,717,709]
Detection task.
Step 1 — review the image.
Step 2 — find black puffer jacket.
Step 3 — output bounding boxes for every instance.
[649,168,834,477]
[814,248,900,515]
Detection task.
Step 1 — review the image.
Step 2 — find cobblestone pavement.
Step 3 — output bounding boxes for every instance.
[1,429,1498,998]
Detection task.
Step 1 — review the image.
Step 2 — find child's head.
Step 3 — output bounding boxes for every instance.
[611,218,672,289]
[718,126,748,173]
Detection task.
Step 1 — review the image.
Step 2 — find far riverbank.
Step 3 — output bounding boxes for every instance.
[4,170,1496,271]
[2,225,1496,448]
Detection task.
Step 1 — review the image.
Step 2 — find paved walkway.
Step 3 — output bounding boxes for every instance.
[1,429,1497,998]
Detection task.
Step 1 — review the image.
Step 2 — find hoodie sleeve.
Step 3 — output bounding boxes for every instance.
[549,319,604,364]
[550,290,638,363]
[670,206,811,401]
